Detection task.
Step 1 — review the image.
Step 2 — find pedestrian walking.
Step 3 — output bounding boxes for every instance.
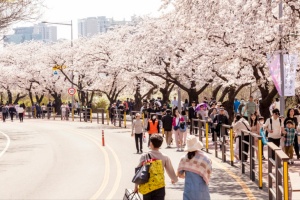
[132,113,144,154]
[233,98,240,115]
[213,107,229,142]
[161,109,173,148]
[61,103,67,120]
[177,135,212,200]
[147,114,160,147]
[188,101,198,135]
[8,104,16,122]
[17,105,24,122]
[250,113,260,158]
[284,108,300,159]
[134,134,178,199]
[264,109,284,160]
[1,104,8,122]
[282,120,296,164]
[173,110,185,152]
[232,114,251,162]
[243,96,257,124]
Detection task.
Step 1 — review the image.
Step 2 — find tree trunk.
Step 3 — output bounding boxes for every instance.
[212,85,222,100]
[259,87,278,119]
[188,88,199,104]
[35,94,44,105]
[51,92,62,115]
[160,82,174,104]
[222,87,235,124]
[7,89,12,104]
[219,87,230,103]
[13,93,27,105]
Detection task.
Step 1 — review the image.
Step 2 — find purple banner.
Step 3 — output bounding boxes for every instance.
[267,54,281,96]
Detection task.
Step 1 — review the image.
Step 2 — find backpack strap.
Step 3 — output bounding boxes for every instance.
[270,118,272,130]
[242,121,251,131]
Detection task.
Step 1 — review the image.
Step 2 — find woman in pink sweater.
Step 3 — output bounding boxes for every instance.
[173,110,185,151]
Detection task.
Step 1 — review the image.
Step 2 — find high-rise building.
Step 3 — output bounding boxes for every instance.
[3,23,57,44]
[78,16,130,37]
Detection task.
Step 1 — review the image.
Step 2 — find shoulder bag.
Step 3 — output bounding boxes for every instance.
[132,154,151,184]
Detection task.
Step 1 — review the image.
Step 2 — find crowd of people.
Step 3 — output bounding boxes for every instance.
[130,95,300,200]
[232,96,300,164]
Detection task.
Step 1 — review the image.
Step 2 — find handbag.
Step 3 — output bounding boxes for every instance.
[132,154,151,184]
[174,118,180,130]
[260,127,268,145]
[123,189,142,200]
[143,134,147,143]
[179,121,186,132]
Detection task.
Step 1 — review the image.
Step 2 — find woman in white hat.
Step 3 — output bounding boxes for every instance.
[177,135,212,200]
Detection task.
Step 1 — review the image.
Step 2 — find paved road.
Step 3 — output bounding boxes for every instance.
[0,120,268,199]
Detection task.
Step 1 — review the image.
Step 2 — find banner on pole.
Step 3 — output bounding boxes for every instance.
[267,54,281,96]
[267,54,297,97]
[283,54,297,96]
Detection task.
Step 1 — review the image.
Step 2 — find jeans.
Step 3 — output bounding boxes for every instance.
[268,138,281,160]
[143,187,165,200]
[135,133,143,152]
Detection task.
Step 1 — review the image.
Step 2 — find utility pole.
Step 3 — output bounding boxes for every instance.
[279,1,285,114]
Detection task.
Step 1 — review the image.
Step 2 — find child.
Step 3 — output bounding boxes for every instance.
[283,120,296,164]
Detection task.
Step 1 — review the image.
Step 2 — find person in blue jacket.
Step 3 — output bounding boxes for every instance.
[233,98,240,115]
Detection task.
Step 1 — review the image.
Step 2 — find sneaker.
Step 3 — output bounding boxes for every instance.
[176,149,180,152]
[137,151,139,154]
[140,150,143,153]
[234,160,240,164]
[180,148,184,152]
[167,146,171,148]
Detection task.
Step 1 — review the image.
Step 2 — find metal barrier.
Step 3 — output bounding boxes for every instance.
[220,125,234,166]
[199,120,209,153]
[191,119,201,135]
[241,129,263,189]
[97,108,105,124]
[268,142,289,200]
[106,109,109,125]
[80,108,91,122]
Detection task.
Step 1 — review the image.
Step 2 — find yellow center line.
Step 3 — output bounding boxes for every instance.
[213,160,256,200]
[86,134,122,200]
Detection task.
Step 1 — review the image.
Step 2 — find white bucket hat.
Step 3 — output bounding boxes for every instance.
[184,135,203,152]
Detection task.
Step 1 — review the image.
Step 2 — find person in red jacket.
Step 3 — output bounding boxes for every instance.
[147,114,160,147]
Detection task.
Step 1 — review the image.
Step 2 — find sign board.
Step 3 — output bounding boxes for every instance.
[68,88,76,96]
[53,70,59,75]
[53,65,67,71]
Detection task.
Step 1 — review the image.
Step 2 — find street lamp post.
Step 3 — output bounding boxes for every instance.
[279,2,285,114]
[41,20,74,120]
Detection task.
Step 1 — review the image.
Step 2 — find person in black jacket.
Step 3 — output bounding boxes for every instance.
[162,109,173,148]
[213,107,229,141]
[188,101,198,135]
[8,104,16,122]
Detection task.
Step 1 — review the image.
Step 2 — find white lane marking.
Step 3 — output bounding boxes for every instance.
[0,130,11,159]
